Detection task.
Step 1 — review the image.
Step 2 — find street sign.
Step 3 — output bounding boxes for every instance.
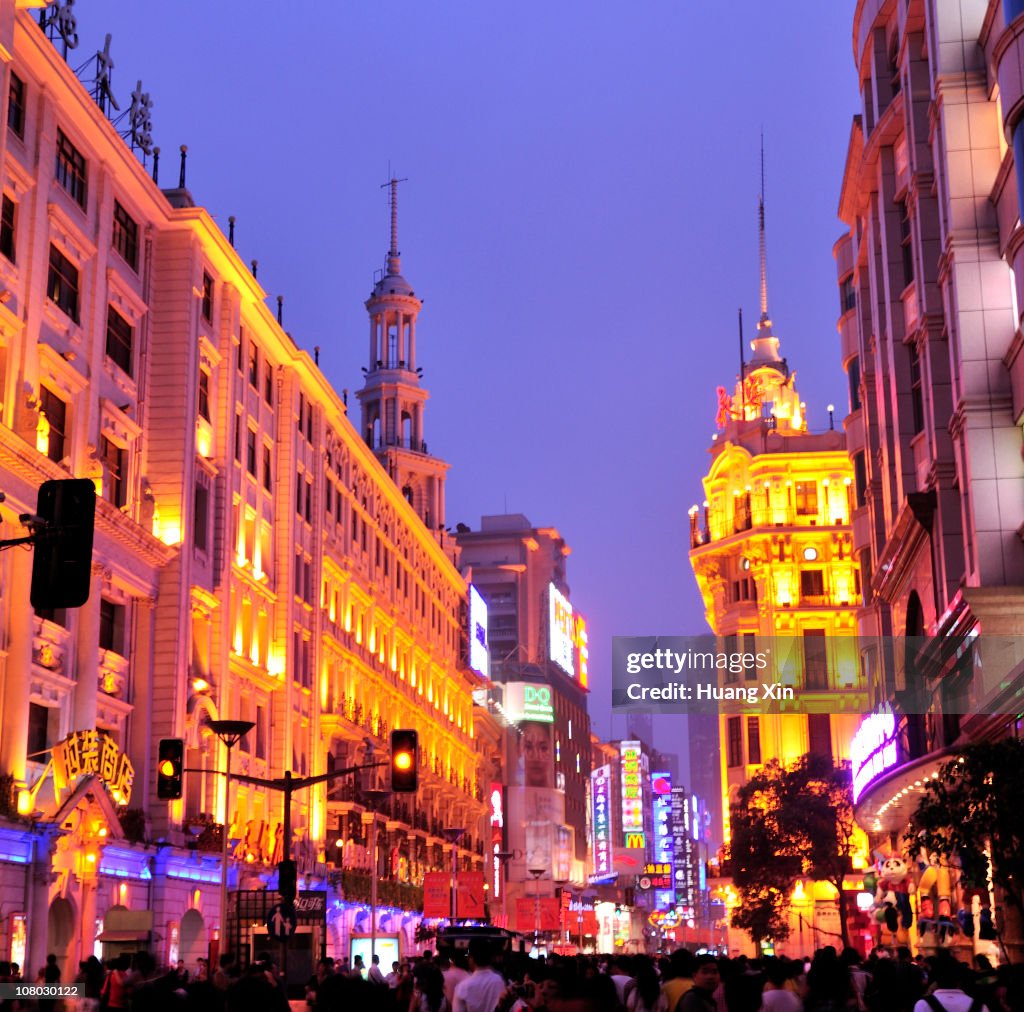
[265,902,297,941]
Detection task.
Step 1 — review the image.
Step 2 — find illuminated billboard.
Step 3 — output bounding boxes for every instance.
[851,705,898,802]
[591,764,612,877]
[549,584,574,677]
[468,585,489,678]
[620,740,646,848]
[651,772,675,910]
[573,613,590,690]
[504,682,555,724]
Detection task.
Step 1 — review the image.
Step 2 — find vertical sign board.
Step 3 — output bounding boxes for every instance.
[620,741,646,849]
[651,772,675,910]
[490,783,504,900]
[670,787,696,919]
[468,585,490,679]
[548,584,575,677]
[591,764,612,877]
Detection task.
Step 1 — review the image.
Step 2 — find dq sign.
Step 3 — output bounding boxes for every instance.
[504,682,555,723]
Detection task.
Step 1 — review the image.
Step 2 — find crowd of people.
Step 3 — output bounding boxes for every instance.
[14,941,1024,1012]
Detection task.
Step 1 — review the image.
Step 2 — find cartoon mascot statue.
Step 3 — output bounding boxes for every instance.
[916,849,958,947]
[872,852,914,945]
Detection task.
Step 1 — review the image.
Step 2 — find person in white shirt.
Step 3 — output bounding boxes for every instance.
[912,954,989,1012]
[452,939,505,1012]
[439,951,470,1008]
[367,953,387,986]
[385,960,401,988]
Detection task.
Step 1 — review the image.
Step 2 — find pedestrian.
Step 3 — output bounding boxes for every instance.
[412,961,449,1012]
[367,953,386,986]
[760,959,802,1012]
[438,951,469,1009]
[912,953,989,1012]
[662,949,696,1012]
[678,956,719,1012]
[452,939,505,1012]
[627,957,668,1012]
[37,953,60,1012]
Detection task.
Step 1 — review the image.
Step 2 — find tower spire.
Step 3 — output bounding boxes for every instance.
[759,134,768,321]
[382,175,407,276]
[749,136,785,372]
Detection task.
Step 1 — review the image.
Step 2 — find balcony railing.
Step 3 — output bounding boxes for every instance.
[690,505,850,548]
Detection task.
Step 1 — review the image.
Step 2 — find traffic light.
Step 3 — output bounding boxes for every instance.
[156,738,184,800]
[29,479,95,610]
[278,858,297,904]
[390,729,418,793]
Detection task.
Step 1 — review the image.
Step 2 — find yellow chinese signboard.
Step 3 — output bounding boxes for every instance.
[52,730,134,805]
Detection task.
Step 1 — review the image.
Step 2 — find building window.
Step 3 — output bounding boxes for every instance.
[742,632,757,681]
[255,704,267,760]
[0,194,16,263]
[100,436,126,508]
[800,569,825,600]
[727,716,743,768]
[304,477,313,523]
[747,717,761,765]
[47,244,79,322]
[201,272,213,322]
[264,362,273,405]
[858,547,873,605]
[112,200,139,271]
[27,703,55,760]
[8,73,25,138]
[105,306,133,375]
[802,629,829,690]
[794,481,818,516]
[98,598,126,655]
[847,355,861,412]
[198,368,211,422]
[248,345,259,388]
[262,444,272,492]
[853,451,867,508]
[899,198,914,288]
[246,428,257,476]
[194,480,209,553]
[807,713,832,759]
[233,411,242,463]
[840,274,856,313]
[39,386,67,463]
[909,345,924,435]
[55,129,87,207]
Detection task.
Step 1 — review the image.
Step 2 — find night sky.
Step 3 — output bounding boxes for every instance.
[66,1,861,758]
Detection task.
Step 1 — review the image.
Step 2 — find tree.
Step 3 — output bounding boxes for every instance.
[728,753,858,950]
[907,739,1024,960]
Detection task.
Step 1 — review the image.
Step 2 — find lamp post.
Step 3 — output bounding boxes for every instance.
[360,739,389,966]
[207,719,255,963]
[528,867,546,956]
[554,879,567,954]
[494,851,515,929]
[827,404,835,431]
[442,828,466,925]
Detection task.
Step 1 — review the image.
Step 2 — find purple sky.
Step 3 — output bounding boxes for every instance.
[71,2,861,752]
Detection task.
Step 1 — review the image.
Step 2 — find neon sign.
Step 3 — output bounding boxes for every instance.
[53,730,134,805]
[468,585,489,678]
[591,765,612,877]
[620,741,646,847]
[851,705,898,802]
[549,584,574,677]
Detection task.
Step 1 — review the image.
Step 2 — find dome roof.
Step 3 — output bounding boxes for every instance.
[371,271,415,298]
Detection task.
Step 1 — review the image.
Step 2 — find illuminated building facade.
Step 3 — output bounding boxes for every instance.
[0,1,487,976]
[688,203,869,951]
[838,0,1024,957]
[455,515,591,935]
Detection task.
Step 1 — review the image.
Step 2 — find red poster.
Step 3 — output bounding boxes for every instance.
[423,872,451,919]
[456,871,485,918]
[515,896,562,932]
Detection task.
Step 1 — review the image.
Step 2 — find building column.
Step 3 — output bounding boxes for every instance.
[409,318,416,372]
[127,597,155,810]
[2,543,33,781]
[72,567,103,732]
[26,829,56,982]
[369,315,376,368]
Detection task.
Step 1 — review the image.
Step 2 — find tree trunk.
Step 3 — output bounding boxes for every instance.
[835,880,852,949]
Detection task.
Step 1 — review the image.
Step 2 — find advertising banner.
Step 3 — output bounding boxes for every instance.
[423,872,450,919]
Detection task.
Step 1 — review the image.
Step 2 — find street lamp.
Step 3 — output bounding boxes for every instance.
[554,879,567,954]
[494,851,516,929]
[360,739,390,965]
[528,867,546,956]
[207,719,255,962]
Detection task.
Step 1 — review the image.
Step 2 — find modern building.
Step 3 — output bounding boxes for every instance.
[456,514,592,937]
[0,1,488,980]
[838,0,1024,959]
[688,198,869,952]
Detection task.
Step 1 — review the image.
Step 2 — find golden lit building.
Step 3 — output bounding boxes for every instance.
[0,0,488,978]
[688,203,868,951]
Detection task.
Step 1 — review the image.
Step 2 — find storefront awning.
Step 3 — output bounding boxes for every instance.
[97,930,151,943]
[853,745,957,834]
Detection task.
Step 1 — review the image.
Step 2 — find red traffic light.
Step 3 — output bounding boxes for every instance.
[157,738,184,800]
[390,729,418,793]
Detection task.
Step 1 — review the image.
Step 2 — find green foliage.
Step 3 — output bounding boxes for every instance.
[728,753,856,949]
[907,739,1024,908]
[340,870,425,911]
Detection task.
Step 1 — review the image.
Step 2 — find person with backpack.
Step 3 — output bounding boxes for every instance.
[912,954,989,1012]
